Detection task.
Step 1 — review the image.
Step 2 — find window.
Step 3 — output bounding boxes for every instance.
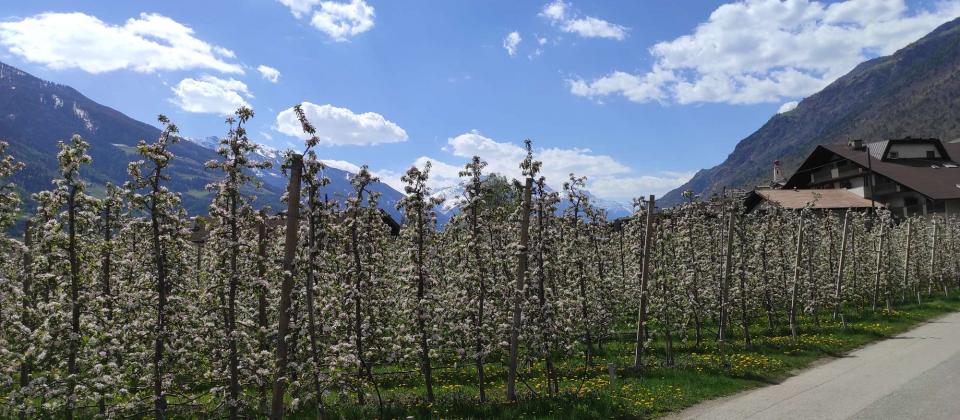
[888,151,899,159]
[905,196,918,206]
[927,150,937,159]
[928,200,946,213]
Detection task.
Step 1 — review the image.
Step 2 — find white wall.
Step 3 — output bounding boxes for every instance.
[888,144,941,159]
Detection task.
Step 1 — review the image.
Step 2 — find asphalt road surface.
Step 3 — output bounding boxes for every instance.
[668,311,960,420]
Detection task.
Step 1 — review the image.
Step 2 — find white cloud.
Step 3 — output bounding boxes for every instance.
[277,0,323,18]
[778,100,799,114]
[540,0,628,40]
[503,31,522,56]
[560,16,628,40]
[170,76,252,115]
[570,0,960,105]
[589,171,696,201]
[372,168,406,192]
[321,159,362,173]
[275,102,408,146]
[408,156,464,191]
[310,159,406,191]
[569,68,675,103]
[541,0,569,21]
[279,0,374,41]
[257,65,281,83]
[0,12,242,74]
[391,130,684,203]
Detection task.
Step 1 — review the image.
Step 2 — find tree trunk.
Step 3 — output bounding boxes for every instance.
[304,185,327,414]
[832,211,850,320]
[348,207,367,405]
[570,203,594,367]
[227,171,240,419]
[470,201,488,403]
[99,203,114,416]
[760,221,775,329]
[534,192,557,395]
[903,220,915,305]
[415,198,435,403]
[931,219,946,296]
[507,178,532,401]
[19,221,33,420]
[719,211,734,361]
[872,222,885,311]
[271,153,303,420]
[151,176,170,420]
[633,195,655,369]
[735,215,751,349]
[256,217,269,414]
[789,215,805,344]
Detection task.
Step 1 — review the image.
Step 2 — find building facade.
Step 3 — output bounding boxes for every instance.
[783,137,960,217]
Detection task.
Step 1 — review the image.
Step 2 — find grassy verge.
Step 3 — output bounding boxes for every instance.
[306,294,960,419]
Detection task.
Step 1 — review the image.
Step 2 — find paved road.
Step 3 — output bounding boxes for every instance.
[668,312,960,420]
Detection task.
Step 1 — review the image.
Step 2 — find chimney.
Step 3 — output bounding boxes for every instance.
[848,139,864,150]
[772,160,783,184]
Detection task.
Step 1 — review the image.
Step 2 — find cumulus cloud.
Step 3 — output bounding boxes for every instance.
[778,100,799,114]
[278,0,375,41]
[589,171,696,201]
[390,131,688,203]
[0,12,242,74]
[569,0,960,105]
[277,0,323,18]
[503,31,522,56]
[257,65,281,83]
[274,102,407,146]
[321,159,362,173]
[170,76,252,115]
[540,0,628,40]
[569,68,675,103]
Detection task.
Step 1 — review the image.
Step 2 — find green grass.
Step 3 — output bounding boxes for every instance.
[303,294,960,419]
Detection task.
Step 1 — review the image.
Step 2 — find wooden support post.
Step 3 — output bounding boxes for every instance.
[789,214,805,344]
[719,210,734,363]
[271,153,303,420]
[833,211,850,320]
[930,219,946,297]
[633,195,655,369]
[872,222,885,312]
[903,219,915,305]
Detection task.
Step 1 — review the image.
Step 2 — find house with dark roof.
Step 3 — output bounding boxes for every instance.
[777,137,960,217]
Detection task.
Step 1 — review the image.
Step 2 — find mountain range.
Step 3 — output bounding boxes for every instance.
[0,60,632,223]
[661,17,960,207]
[0,61,405,218]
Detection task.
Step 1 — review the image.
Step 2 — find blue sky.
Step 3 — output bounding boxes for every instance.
[1,0,958,203]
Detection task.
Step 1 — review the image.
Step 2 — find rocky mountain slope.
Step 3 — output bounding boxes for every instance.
[0,61,406,218]
[661,17,960,206]
[0,62,253,213]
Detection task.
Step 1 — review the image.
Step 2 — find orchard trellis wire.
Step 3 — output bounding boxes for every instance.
[1,107,959,418]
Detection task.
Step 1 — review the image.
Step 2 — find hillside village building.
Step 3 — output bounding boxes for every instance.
[748,137,960,217]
